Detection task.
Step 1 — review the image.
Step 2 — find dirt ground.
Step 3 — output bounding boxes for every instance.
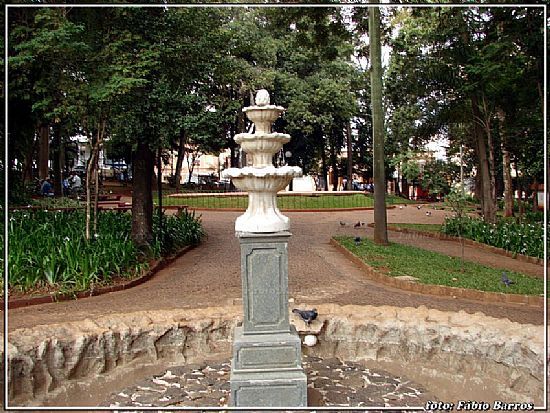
[4,205,545,333]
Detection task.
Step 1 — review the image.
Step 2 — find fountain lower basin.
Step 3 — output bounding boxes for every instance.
[5,304,543,407]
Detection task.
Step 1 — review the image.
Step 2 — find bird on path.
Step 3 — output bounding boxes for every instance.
[417,205,422,210]
[399,205,404,209]
[340,221,346,226]
[426,211,432,216]
[292,308,318,326]
[501,272,515,287]
[354,236,361,246]
[354,221,361,228]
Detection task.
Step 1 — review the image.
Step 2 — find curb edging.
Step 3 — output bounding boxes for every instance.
[3,245,196,310]
[330,238,543,308]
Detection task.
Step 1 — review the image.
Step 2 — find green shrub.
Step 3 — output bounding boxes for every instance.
[153,210,205,255]
[442,216,543,258]
[5,209,204,293]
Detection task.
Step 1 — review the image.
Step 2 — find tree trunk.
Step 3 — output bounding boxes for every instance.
[52,125,63,196]
[85,143,97,241]
[402,177,409,199]
[329,141,338,191]
[497,108,514,217]
[346,122,353,190]
[132,141,154,251]
[38,124,50,181]
[174,132,185,191]
[486,125,496,209]
[369,2,388,245]
[532,178,539,212]
[471,94,495,223]
[22,135,37,183]
[320,139,328,191]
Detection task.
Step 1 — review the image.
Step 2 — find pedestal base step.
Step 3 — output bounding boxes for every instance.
[232,326,303,371]
[230,370,307,407]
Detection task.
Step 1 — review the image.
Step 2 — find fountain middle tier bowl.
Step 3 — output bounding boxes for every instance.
[223,166,302,193]
[234,133,291,166]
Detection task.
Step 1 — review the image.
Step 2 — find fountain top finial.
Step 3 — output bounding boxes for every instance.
[255,89,270,106]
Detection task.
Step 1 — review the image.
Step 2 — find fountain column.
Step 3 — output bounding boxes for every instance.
[223,90,307,407]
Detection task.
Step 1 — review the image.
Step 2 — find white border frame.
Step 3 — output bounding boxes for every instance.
[3,2,547,411]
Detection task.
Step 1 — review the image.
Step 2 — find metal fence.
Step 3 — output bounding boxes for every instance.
[156,189,408,210]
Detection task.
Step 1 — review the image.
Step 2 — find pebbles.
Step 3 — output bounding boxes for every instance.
[104,356,434,409]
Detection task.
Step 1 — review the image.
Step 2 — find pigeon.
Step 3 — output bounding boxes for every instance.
[354,236,361,246]
[354,221,361,228]
[340,221,346,226]
[426,211,432,216]
[501,272,514,287]
[292,308,318,326]
[417,205,422,210]
[399,205,403,209]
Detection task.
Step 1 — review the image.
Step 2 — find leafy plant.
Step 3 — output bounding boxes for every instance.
[153,210,205,255]
[442,216,543,259]
[5,209,204,294]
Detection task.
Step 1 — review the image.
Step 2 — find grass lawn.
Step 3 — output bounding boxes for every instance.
[159,193,415,209]
[389,223,442,233]
[334,236,543,296]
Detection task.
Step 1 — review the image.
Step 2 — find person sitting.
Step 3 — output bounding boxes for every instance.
[41,178,53,196]
[69,171,82,192]
[62,175,70,196]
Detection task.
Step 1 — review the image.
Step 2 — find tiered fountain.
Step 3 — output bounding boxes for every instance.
[223,90,307,407]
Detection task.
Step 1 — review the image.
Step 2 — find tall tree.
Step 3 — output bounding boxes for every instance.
[369,3,388,245]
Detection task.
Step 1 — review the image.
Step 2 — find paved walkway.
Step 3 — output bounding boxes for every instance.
[5,207,545,333]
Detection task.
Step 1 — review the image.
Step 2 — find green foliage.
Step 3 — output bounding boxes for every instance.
[334,236,542,296]
[385,6,543,209]
[5,210,204,293]
[390,223,442,233]
[392,152,458,195]
[445,189,468,219]
[32,197,83,209]
[153,211,205,255]
[442,216,543,259]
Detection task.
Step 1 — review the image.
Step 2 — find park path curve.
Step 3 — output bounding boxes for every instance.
[5,206,545,333]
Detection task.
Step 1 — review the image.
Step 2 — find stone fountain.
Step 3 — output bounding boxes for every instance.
[222,89,307,407]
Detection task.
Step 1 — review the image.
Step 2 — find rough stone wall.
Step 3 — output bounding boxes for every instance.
[300,305,544,404]
[6,308,240,406]
[4,304,544,406]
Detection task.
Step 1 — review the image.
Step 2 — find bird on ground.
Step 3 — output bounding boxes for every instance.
[417,205,422,210]
[426,211,432,216]
[399,205,404,209]
[501,272,514,287]
[339,221,346,226]
[354,221,361,228]
[292,308,318,326]
[354,236,361,246]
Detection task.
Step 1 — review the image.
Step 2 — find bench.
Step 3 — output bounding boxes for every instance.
[98,194,122,202]
[162,205,189,215]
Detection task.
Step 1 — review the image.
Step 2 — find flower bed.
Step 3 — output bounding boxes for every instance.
[442,216,543,259]
[3,210,204,294]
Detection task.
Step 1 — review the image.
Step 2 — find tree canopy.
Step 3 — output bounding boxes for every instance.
[7,5,545,236]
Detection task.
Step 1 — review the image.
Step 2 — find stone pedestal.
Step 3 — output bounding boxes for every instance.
[230,232,307,407]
